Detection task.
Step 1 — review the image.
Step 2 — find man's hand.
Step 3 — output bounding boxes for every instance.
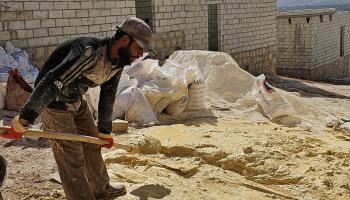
[1,116,28,139]
[97,133,114,149]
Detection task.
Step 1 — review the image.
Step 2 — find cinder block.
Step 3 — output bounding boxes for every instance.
[25,20,41,29]
[82,18,95,25]
[62,10,76,18]
[106,16,117,24]
[1,12,17,21]
[56,19,69,27]
[49,27,63,36]
[0,31,11,40]
[33,11,48,19]
[23,2,39,10]
[68,2,80,9]
[116,1,126,8]
[95,17,106,24]
[76,10,89,18]
[125,1,135,8]
[94,1,105,9]
[88,25,100,32]
[5,21,25,30]
[57,35,71,43]
[111,8,122,15]
[100,9,111,16]
[164,0,172,6]
[69,18,82,26]
[54,2,68,10]
[49,11,63,18]
[105,1,115,8]
[8,2,23,11]
[100,24,112,31]
[10,39,27,48]
[40,2,54,10]
[34,28,48,37]
[41,19,56,28]
[112,119,128,132]
[63,27,77,35]
[81,2,93,9]
[121,8,131,15]
[28,38,43,47]
[42,36,58,45]
[89,10,101,17]
[77,26,89,34]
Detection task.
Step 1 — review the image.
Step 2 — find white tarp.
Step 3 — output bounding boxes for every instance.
[0,42,39,84]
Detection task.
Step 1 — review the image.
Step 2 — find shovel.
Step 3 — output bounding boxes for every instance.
[0,126,132,152]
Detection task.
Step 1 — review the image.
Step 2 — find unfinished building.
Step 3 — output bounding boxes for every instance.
[277,9,350,80]
[0,0,277,75]
[139,0,277,75]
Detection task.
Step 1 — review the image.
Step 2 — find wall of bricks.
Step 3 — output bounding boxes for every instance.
[150,0,277,75]
[0,0,277,75]
[0,0,136,69]
[277,16,313,70]
[279,55,349,80]
[151,0,208,51]
[312,12,350,67]
[277,9,350,80]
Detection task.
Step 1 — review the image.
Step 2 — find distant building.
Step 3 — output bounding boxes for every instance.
[277,9,350,80]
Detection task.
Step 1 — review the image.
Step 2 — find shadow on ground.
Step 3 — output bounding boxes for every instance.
[267,75,350,99]
[130,184,171,200]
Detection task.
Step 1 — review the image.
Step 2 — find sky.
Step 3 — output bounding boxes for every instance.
[277,0,350,7]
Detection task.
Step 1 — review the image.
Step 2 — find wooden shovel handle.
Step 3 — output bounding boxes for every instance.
[0,126,132,152]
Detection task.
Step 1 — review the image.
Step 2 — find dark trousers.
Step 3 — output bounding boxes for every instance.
[41,100,110,200]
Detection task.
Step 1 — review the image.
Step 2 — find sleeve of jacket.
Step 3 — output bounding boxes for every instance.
[20,43,93,124]
[97,69,123,134]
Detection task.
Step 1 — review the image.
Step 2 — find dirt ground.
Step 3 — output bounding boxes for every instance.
[1,76,350,200]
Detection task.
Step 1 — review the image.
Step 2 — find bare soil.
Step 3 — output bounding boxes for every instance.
[1,76,350,200]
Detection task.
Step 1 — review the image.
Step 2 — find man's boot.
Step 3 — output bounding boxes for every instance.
[0,155,6,187]
[0,155,7,200]
[99,183,126,200]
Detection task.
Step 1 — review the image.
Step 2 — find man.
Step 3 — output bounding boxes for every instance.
[1,17,152,200]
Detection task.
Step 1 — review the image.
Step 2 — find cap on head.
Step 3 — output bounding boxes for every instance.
[114,17,152,51]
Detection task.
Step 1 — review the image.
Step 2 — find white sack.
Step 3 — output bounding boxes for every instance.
[166,95,189,116]
[126,87,157,125]
[252,74,296,119]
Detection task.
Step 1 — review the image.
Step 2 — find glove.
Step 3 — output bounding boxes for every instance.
[1,116,28,139]
[97,132,114,149]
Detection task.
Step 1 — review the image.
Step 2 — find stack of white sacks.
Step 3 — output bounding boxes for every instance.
[85,54,207,126]
[0,42,39,110]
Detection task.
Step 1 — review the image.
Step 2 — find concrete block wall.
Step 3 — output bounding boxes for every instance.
[150,0,277,75]
[311,12,350,67]
[151,0,209,51]
[219,0,276,55]
[277,9,350,80]
[0,0,136,69]
[277,16,313,70]
[220,0,277,75]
